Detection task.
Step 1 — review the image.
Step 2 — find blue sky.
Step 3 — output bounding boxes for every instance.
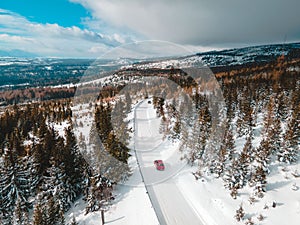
[0,0,137,57]
[0,0,299,57]
[0,0,88,28]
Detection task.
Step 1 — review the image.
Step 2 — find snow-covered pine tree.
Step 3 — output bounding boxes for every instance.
[25,155,40,197]
[235,204,245,222]
[171,116,181,140]
[95,103,112,141]
[262,95,282,155]
[245,217,254,225]
[85,174,113,214]
[210,143,227,177]
[85,176,98,214]
[236,136,254,187]
[166,99,177,119]
[0,148,31,224]
[46,193,65,225]
[293,104,300,143]
[225,128,236,161]
[112,100,130,146]
[105,131,130,164]
[251,166,267,198]
[178,121,189,152]
[9,129,25,157]
[69,216,79,225]
[236,90,254,137]
[89,127,130,183]
[125,92,132,113]
[64,126,85,196]
[277,114,299,163]
[13,195,29,225]
[37,122,56,174]
[159,115,170,139]
[42,157,75,212]
[223,159,244,191]
[211,121,236,176]
[269,111,282,155]
[32,199,45,225]
[197,106,212,156]
[276,92,289,121]
[253,138,271,173]
[178,93,194,127]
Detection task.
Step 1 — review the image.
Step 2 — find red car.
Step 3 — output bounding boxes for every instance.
[154,160,165,171]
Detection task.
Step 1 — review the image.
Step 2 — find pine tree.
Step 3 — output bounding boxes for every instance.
[269,113,282,154]
[42,157,76,212]
[85,175,112,214]
[179,94,194,126]
[105,132,130,163]
[254,138,271,173]
[225,128,236,161]
[42,193,65,225]
[251,166,267,198]
[10,129,25,157]
[210,122,236,177]
[178,120,189,150]
[125,92,132,113]
[277,110,299,163]
[69,216,79,225]
[85,177,100,214]
[245,217,254,225]
[64,126,84,196]
[210,143,227,177]
[33,199,45,225]
[237,92,254,137]
[190,112,209,163]
[171,117,181,140]
[89,129,130,183]
[0,148,31,224]
[263,95,283,155]
[26,156,40,196]
[223,159,244,191]
[13,196,29,225]
[159,115,170,139]
[95,103,112,141]
[236,136,253,187]
[235,204,245,222]
[112,100,130,146]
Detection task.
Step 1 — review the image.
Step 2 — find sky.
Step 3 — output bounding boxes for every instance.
[0,0,300,57]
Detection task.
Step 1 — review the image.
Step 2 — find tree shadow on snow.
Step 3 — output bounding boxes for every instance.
[106,216,125,224]
[267,180,292,191]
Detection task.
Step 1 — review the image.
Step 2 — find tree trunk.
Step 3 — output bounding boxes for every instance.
[101,210,105,225]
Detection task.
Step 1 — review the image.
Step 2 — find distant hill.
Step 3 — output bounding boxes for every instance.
[195,42,300,67]
[0,49,39,58]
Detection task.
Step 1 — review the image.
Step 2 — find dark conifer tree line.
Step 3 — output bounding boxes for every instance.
[0,100,113,224]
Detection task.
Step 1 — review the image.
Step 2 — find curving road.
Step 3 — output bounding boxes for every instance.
[133,100,204,225]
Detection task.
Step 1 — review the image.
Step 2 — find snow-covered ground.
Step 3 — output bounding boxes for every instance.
[69,99,300,225]
[69,101,159,225]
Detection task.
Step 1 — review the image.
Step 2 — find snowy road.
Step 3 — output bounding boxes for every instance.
[134,100,204,225]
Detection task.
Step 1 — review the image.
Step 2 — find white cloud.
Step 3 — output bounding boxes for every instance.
[0,33,33,43]
[71,0,300,47]
[0,9,129,57]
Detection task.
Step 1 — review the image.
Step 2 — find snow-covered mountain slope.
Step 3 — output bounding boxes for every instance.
[118,42,300,71]
[194,43,300,67]
[69,94,299,225]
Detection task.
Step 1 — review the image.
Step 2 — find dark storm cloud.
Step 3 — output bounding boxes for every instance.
[73,0,300,46]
